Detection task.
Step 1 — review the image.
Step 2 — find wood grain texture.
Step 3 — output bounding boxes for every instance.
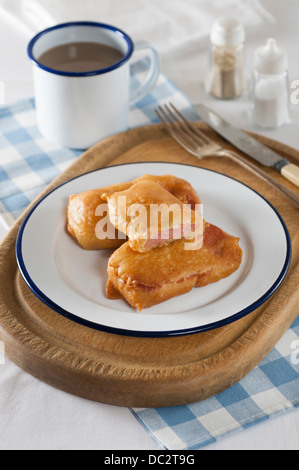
[0,123,299,407]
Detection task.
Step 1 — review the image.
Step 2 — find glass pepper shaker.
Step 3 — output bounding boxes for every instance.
[207,17,246,100]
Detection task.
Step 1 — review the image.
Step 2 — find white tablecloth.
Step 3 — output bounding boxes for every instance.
[0,0,299,450]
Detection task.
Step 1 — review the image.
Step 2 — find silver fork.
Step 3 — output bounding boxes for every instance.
[155,103,299,208]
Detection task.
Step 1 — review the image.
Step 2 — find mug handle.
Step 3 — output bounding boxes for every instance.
[130,40,160,104]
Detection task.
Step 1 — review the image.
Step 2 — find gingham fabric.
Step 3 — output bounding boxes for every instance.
[0,61,298,450]
[133,318,299,449]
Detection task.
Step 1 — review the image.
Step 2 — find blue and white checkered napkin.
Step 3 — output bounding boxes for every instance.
[133,319,299,449]
[0,61,298,450]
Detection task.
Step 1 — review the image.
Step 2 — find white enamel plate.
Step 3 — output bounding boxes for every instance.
[16,162,291,337]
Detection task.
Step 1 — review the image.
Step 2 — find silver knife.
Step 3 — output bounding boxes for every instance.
[195,103,299,188]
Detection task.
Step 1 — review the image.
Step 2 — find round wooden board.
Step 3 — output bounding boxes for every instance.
[1,123,299,408]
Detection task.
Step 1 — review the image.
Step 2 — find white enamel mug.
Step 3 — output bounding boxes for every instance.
[27,22,160,149]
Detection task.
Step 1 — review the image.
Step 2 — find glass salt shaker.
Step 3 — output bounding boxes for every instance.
[251,38,290,129]
[207,17,245,100]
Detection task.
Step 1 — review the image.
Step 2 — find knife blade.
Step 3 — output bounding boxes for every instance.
[195,103,299,188]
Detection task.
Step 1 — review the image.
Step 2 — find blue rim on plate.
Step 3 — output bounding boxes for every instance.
[27,21,135,77]
[15,162,292,338]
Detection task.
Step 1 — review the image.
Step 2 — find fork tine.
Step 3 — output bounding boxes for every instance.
[162,104,206,147]
[157,105,205,149]
[156,106,197,148]
[156,106,185,140]
[169,103,212,145]
[155,107,202,157]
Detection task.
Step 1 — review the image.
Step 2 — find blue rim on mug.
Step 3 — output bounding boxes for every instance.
[27,21,135,77]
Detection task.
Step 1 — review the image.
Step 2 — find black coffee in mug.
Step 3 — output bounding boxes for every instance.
[38,41,124,73]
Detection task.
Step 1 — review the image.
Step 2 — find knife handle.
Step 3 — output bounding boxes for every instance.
[221,150,299,209]
[281,164,299,188]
